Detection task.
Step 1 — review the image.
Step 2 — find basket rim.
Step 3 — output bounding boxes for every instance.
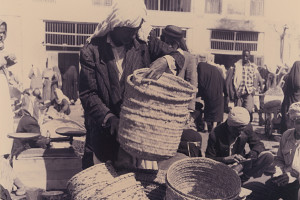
[67,162,116,187]
[127,72,196,103]
[166,157,241,200]
[133,68,197,93]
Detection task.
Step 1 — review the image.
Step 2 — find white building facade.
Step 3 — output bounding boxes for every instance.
[1,0,299,87]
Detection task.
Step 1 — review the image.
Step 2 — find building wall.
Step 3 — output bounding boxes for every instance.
[1,0,300,87]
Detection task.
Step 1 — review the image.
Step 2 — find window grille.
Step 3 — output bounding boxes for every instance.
[211,30,259,52]
[92,0,113,6]
[144,0,191,12]
[205,0,222,14]
[250,0,264,16]
[45,21,97,47]
[33,0,56,3]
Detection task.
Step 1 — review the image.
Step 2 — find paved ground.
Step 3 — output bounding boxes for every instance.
[11,102,282,199]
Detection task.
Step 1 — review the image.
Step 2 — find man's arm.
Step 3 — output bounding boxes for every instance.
[147,30,185,73]
[205,132,225,163]
[79,44,111,127]
[245,125,265,157]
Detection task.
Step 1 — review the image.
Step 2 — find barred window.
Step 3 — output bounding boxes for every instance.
[250,0,264,16]
[33,0,56,3]
[45,21,97,47]
[92,0,113,6]
[205,0,222,14]
[144,0,191,12]
[210,30,259,52]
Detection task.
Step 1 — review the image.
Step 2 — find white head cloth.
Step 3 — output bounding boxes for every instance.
[55,88,70,104]
[288,102,300,121]
[227,107,250,127]
[87,0,149,43]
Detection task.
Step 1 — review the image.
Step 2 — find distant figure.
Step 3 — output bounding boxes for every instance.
[197,53,227,132]
[233,50,256,120]
[280,61,300,134]
[42,65,54,103]
[62,65,78,105]
[0,19,16,157]
[28,64,43,91]
[51,88,71,115]
[50,66,62,101]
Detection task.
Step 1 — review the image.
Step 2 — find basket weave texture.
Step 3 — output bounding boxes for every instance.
[119,169,167,200]
[67,162,117,199]
[74,173,149,200]
[118,68,197,161]
[166,158,241,200]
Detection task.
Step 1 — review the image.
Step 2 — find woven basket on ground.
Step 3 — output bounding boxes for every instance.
[118,168,167,200]
[74,173,149,200]
[166,157,241,200]
[67,162,118,199]
[118,68,197,161]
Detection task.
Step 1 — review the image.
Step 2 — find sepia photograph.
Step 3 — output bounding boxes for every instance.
[1,0,300,199]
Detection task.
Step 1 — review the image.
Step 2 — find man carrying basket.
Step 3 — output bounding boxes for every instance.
[79,0,185,169]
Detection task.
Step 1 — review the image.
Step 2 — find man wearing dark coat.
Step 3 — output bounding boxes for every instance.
[79,0,184,167]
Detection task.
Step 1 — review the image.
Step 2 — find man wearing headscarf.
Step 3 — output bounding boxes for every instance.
[79,0,184,168]
[280,61,300,134]
[206,107,274,183]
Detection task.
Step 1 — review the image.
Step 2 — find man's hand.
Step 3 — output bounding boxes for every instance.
[107,115,119,136]
[223,154,246,164]
[142,57,168,80]
[245,151,258,160]
[271,173,289,186]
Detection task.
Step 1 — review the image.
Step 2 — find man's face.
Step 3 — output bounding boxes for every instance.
[294,118,300,134]
[0,24,6,42]
[242,51,250,64]
[229,125,247,137]
[112,26,139,46]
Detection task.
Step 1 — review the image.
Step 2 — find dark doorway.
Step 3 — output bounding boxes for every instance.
[58,53,80,102]
[58,53,79,75]
[214,54,254,69]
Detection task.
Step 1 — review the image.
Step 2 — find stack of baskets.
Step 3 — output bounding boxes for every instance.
[67,162,149,199]
[165,158,241,200]
[118,68,197,161]
[119,168,168,200]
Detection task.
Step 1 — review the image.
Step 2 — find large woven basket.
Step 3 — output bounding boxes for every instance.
[166,158,241,200]
[67,162,118,199]
[118,68,197,161]
[119,169,167,200]
[74,173,149,200]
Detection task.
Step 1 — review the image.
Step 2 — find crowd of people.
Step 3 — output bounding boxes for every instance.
[1,0,300,199]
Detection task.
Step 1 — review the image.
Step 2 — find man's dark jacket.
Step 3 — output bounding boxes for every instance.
[79,33,184,162]
[205,121,265,162]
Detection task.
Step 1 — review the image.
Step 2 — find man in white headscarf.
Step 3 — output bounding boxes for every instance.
[79,0,185,169]
[206,107,274,183]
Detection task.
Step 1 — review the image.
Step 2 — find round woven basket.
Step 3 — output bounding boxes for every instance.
[67,162,117,198]
[74,173,149,200]
[118,68,197,161]
[166,158,241,200]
